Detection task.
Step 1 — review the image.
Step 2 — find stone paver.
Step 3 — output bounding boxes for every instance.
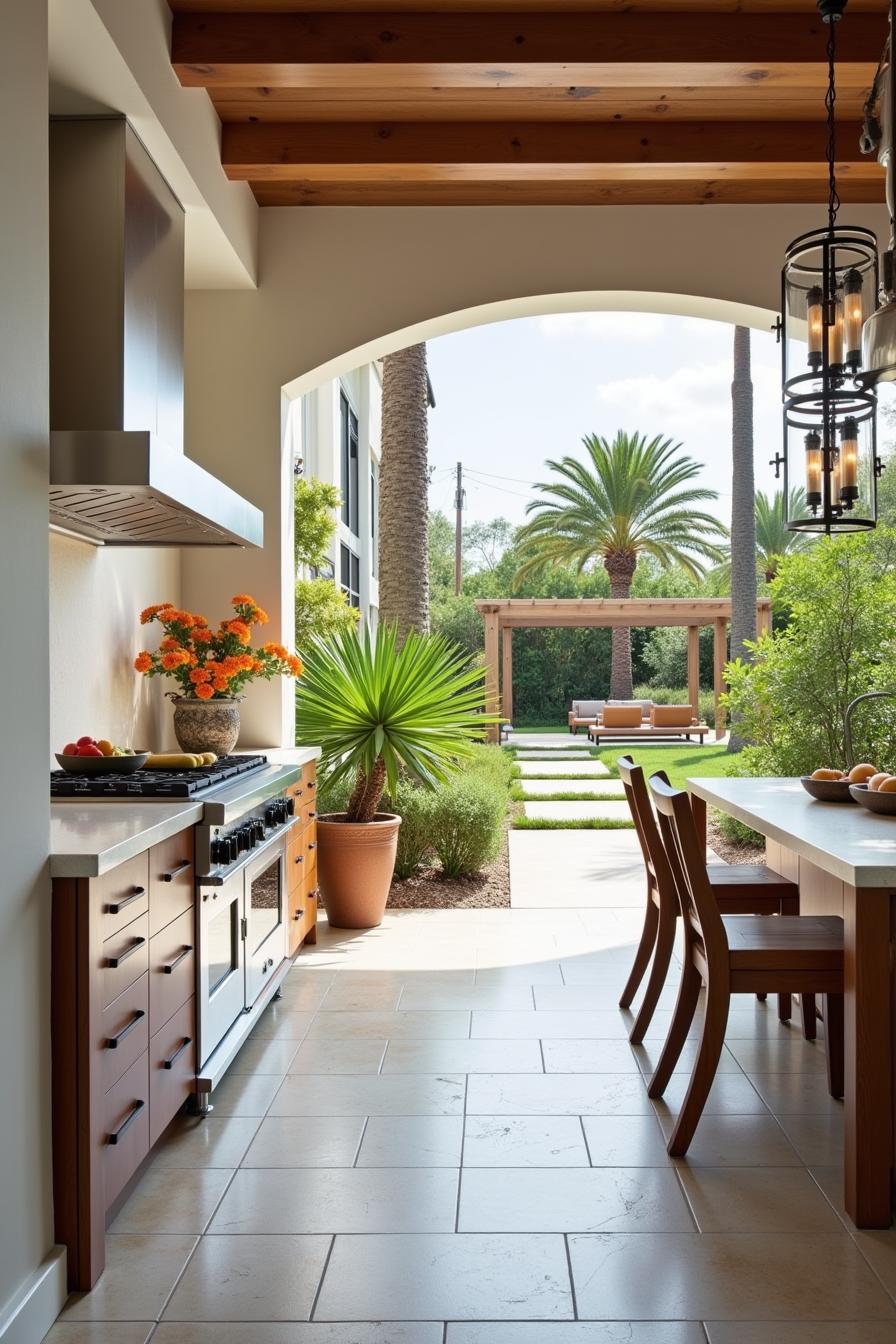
[514,751,596,761]
[522,800,634,823]
[518,779,627,799]
[517,760,610,777]
[509,829,646,908]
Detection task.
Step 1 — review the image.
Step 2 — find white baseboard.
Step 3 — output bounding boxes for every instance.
[0,1250,67,1344]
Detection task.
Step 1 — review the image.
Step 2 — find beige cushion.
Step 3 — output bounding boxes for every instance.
[572,700,605,718]
[601,705,643,728]
[650,705,695,727]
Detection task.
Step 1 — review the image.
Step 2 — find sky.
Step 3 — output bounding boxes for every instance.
[425,311,786,528]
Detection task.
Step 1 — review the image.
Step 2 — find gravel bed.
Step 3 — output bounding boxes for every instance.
[385,807,516,909]
[708,816,765,866]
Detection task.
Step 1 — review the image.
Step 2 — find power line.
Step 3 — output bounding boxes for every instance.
[464,472,536,500]
[464,467,539,485]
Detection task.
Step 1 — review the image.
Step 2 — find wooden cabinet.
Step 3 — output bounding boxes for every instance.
[286,759,318,956]
[52,825,197,1291]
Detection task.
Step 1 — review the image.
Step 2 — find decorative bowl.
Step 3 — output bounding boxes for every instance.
[55,751,149,775]
[799,775,856,803]
[849,783,896,814]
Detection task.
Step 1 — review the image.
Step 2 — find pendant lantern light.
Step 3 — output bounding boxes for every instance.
[778,0,882,534]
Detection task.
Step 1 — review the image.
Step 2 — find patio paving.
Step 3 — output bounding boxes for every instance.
[58,903,896,1338]
[517,760,610,777]
[522,800,634,823]
[517,778,627,798]
[514,751,597,761]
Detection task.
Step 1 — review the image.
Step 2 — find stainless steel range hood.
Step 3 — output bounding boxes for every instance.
[49,118,262,547]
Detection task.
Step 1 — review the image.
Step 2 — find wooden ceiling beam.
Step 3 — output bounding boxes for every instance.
[221,120,871,176]
[169,2,887,13]
[172,11,884,86]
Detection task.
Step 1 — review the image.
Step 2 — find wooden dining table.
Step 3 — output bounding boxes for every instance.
[687,775,895,1229]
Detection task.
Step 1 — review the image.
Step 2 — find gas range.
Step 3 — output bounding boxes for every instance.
[50,753,269,799]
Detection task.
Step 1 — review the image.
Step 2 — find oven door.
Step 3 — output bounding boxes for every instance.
[197,869,245,1069]
[244,838,289,1007]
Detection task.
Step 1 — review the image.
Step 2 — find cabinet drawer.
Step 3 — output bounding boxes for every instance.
[149,996,195,1146]
[102,913,149,1009]
[148,830,195,937]
[103,1051,149,1208]
[95,853,149,940]
[286,761,317,802]
[288,876,318,955]
[149,907,195,1029]
[300,799,318,831]
[100,973,149,1091]
[287,829,312,891]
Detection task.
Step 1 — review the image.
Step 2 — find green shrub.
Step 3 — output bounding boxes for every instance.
[430,774,506,877]
[712,807,763,848]
[389,781,436,878]
[466,742,514,790]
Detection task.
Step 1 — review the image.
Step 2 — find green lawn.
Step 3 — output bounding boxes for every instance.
[595,742,735,790]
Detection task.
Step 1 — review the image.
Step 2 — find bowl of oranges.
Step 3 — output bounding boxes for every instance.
[800,763,881,803]
[848,766,896,814]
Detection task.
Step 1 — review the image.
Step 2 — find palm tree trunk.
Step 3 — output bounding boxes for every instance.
[729,324,757,752]
[604,551,637,700]
[378,344,430,642]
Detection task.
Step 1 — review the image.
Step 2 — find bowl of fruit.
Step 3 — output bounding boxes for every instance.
[850,769,896,814]
[55,737,149,774]
[800,763,879,802]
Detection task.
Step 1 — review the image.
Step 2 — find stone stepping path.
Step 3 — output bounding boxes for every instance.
[517,760,610,777]
[518,778,626,798]
[514,751,596,761]
[522,800,634,823]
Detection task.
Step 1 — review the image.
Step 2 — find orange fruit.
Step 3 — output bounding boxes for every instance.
[810,768,844,780]
[869,773,892,792]
[848,763,878,784]
[878,777,896,793]
[96,739,115,757]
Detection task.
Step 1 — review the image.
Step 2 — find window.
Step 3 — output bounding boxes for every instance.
[340,391,359,536]
[370,460,379,578]
[340,543,361,609]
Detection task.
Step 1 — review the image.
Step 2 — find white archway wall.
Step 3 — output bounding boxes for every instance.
[182,201,887,746]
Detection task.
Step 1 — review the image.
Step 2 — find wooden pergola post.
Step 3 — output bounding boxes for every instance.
[501,626,513,724]
[483,608,500,743]
[713,616,728,740]
[687,625,700,724]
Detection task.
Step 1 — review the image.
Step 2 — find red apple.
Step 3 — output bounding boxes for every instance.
[62,743,78,756]
[76,735,96,746]
[77,744,103,757]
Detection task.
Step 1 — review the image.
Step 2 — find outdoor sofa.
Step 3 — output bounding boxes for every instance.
[587,702,709,746]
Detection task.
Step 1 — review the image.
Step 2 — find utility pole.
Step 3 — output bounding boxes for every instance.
[454,461,465,595]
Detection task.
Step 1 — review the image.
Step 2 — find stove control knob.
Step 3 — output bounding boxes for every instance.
[226,835,239,864]
[210,837,225,866]
[264,802,277,828]
[254,818,265,843]
[286,795,296,816]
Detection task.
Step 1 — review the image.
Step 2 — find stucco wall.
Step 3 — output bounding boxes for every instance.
[49,534,181,755]
[182,201,887,746]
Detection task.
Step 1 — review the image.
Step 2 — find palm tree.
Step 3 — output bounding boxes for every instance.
[728,325,757,752]
[514,431,728,699]
[378,344,431,641]
[755,488,814,583]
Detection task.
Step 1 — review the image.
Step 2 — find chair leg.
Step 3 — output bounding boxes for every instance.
[777,992,792,1023]
[823,993,844,1099]
[629,895,676,1045]
[667,975,731,1157]
[647,957,702,1099]
[619,888,659,1011]
[800,993,817,1041]
[756,992,767,1002]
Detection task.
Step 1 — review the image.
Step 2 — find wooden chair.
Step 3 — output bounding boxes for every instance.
[647,773,844,1156]
[616,755,810,1044]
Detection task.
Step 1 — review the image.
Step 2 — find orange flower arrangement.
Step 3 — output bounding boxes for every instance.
[134,595,302,700]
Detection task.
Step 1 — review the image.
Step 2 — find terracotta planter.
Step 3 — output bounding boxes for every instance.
[316,812,402,929]
[169,695,242,756]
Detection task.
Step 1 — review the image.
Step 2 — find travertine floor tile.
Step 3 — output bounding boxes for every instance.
[632,1040,742,1077]
[677,1166,844,1233]
[569,1233,896,1320]
[314,1233,573,1320]
[541,1039,643,1073]
[705,1326,896,1343]
[287,1038,388,1075]
[150,1115,260,1169]
[652,1072,768,1117]
[458,1166,694,1233]
[226,1036,301,1074]
[108,1166,233,1234]
[209,1167,458,1234]
[746,1071,844,1115]
[318,983,403,1011]
[356,1115,464,1167]
[725,1036,829,1074]
[471,1011,632,1039]
[467,1073,654,1115]
[306,1010,470,1039]
[382,1039,542,1074]
[154,1326,443,1344]
[448,1326,706,1343]
[162,1234,330,1321]
[535,985,675,1011]
[240,1115,365,1168]
[463,1115,590,1167]
[655,1113,802,1167]
[205,1071,284,1117]
[61,1235,198,1321]
[247,1007,316,1041]
[397,985,535,1010]
[43,1326,154,1344]
[581,1115,672,1167]
[776,1112,844,1166]
[269,1073,466,1116]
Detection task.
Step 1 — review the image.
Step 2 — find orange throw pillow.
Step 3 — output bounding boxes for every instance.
[601,705,643,728]
[650,705,694,727]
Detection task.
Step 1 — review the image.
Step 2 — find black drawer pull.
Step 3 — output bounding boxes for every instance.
[308,779,316,789]
[107,1098,144,1144]
[106,937,146,969]
[162,945,192,974]
[106,1009,145,1049]
[307,842,317,851]
[107,886,145,915]
[307,811,317,821]
[294,854,304,864]
[163,1036,192,1070]
[161,859,192,883]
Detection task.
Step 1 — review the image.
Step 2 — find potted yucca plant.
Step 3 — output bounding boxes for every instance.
[295,624,492,928]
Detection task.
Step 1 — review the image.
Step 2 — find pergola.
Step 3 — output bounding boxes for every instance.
[475,598,772,743]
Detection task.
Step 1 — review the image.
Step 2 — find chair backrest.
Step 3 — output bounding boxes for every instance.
[648,773,727,964]
[616,755,674,898]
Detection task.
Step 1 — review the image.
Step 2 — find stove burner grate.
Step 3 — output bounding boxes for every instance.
[50,754,269,799]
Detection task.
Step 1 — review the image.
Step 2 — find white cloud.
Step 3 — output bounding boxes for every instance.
[595,357,780,435]
[536,311,667,342]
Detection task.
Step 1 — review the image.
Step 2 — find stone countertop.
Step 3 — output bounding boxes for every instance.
[50,745,321,878]
[687,775,896,889]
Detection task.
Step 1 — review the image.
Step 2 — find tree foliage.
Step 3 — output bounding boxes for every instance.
[293,476,358,648]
